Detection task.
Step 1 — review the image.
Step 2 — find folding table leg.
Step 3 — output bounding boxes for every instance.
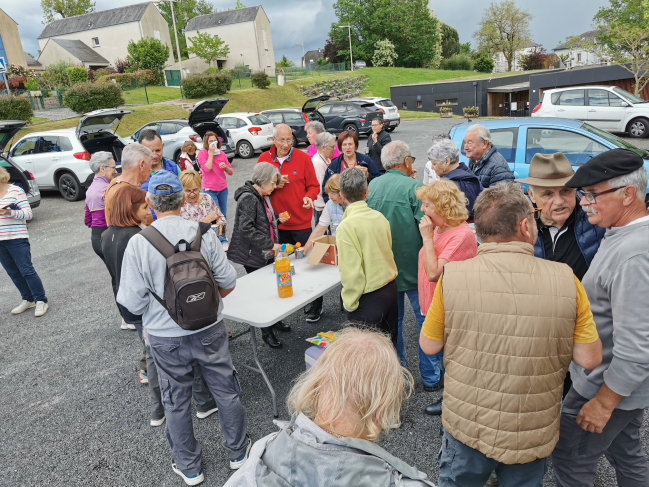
[249,326,278,418]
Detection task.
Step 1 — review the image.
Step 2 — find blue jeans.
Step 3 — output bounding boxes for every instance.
[397,289,443,387]
[204,188,229,244]
[0,238,47,303]
[439,429,548,487]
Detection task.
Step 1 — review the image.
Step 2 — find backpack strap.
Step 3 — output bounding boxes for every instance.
[139,225,176,259]
[191,222,212,252]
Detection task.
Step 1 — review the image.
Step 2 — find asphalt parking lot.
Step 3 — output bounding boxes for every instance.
[1,118,647,486]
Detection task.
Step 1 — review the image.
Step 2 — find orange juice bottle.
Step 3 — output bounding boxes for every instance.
[276,244,293,298]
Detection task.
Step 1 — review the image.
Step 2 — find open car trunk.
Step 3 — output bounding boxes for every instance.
[189,98,229,142]
[302,95,330,128]
[79,133,125,187]
[1,159,30,192]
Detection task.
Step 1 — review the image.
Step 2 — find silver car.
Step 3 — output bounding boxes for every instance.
[1,121,41,208]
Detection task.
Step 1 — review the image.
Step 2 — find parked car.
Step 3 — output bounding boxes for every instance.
[348,97,400,132]
[260,109,308,146]
[9,108,132,201]
[215,112,274,159]
[122,98,235,163]
[353,60,367,69]
[532,86,649,138]
[1,121,41,208]
[302,96,383,137]
[448,118,649,198]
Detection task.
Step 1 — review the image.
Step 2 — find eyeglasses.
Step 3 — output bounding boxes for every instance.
[407,156,416,164]
[325,144,336,149]
[577,187,623,204]
[102,165,116,170]
[184,188,201,195]
[520,208,542,225]
[275,139,293,145]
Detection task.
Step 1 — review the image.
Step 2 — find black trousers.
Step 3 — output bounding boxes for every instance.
[91,226,107,261]
[347,279,398,347]
[278,228,312,247]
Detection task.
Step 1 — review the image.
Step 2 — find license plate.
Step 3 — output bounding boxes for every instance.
[390,121,397,126]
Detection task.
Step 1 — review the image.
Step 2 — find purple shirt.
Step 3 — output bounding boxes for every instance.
[84,175,111,228]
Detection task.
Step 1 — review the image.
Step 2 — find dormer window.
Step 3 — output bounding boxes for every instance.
[92,37,100,47]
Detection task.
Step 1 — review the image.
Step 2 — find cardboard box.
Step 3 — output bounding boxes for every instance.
[307,236,338,266]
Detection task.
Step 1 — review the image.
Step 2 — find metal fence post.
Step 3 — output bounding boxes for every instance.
[143,81,149,104]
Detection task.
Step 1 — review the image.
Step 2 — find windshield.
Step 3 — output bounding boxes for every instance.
[249,114,271,125]
[581,123,648,157]
[612,87,647,104]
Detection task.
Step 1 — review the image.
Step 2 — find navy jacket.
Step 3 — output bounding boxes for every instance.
[321,151,381,203]
[534,204,605,266]
[469,145,514,188]
[445,162,483,219]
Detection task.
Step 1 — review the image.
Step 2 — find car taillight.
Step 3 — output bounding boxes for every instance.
[74,152,90,161]
[189,134,200,142]
[532,103,542,114]
[248,127,262,135]
[27,171,35,180]
[379,107,385,112]
[303,113,309,128]
[360,119,366,123]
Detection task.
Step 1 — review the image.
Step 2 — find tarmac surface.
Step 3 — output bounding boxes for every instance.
[1,118,647,486]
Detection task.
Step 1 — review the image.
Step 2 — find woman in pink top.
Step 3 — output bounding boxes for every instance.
[416,179,477,416]
[197,131,233,219]
[305,121,340,159]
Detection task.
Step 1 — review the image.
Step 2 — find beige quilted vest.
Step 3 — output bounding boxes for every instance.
[441,241,576,464]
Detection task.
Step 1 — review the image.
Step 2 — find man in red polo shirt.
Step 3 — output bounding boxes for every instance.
[258,124,322,322]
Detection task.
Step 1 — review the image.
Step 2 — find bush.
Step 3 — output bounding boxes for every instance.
[0,96,34,121]
[24,77,39,91]
[205,67,219,74]
[47,61,76,79]
[181,72,232,98]
[131,69,158,85]
[251,71,270,89]
[474,57,494,73]
[440,54,473,71]
[0,76,26,90]
[114,58,131,74]
[63,82,125,113]
[66,67,88,84]
[36,71,67,90]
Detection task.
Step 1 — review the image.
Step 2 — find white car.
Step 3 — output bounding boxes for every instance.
[215,112,274,159]
[532,85,649,138]
[9,109,132,201]
[349,97,401,132]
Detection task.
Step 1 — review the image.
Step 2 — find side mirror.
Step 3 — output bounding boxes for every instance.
[621,102,630,107]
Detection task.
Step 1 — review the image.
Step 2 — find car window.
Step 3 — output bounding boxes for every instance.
[550,92,561,105]
[59,136,73,151]
[588,90,610,107]
[558,90,585,106]
[248,114,271,125]
[38,136,62,153]
[318,104,332,114]
[12,137,38,156]
[612,87,646,104]
[608,93,626,107]
[159,122,179,135]
[284,112,306,124]
[331,104,347,114]
[236,118,248,128]
[265,113,283,124]
[526,128,608,165]
[135,123,160,139]
[581,123,648,158]
[460,128,518,163]
[218,117,238,130]
[381,100,395,108]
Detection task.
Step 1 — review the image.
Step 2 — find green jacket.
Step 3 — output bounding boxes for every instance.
[367,169,424,292]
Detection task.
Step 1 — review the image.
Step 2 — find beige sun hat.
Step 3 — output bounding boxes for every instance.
[515,152,575,187]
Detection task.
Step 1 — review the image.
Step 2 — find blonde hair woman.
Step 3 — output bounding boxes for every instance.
[415,179,477,415]
[224,327,436,487]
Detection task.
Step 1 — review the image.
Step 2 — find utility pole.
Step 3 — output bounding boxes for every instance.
[338,25,354,71]
[169,0,183,79]
[296,43,305,67]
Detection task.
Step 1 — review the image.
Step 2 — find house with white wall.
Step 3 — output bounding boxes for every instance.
[302,49,325,68]
[0,8,27,68]
[181,6,275,76]
[553,30,606,69]
[493,42,542,73]
[36,2,174,69]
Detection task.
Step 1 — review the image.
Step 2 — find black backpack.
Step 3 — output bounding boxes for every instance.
[140,222,220,331]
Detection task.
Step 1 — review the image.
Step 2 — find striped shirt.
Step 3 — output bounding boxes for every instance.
[0,184,32,241]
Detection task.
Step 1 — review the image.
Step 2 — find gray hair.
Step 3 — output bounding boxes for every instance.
[381,140,411,170]
[340,167,368,203]
[316,131,335,149]
[466,124,492,145]
[427,138,459,164]
[146,190,184,213]
[89,151,114,173]
[305,121,325,134]
[474,182,531,241]
[272,123,292,138]
[251,162,281,187]
[608,166,648,202]
[121,143,152,171]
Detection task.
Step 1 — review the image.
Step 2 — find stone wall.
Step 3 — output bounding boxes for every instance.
[298,74,368,100]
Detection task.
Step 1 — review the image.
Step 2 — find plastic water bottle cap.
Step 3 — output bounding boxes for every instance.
[279,244,286,251]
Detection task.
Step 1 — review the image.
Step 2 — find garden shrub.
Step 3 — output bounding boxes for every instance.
[24,77,39,91]
[181,72,232,98]
[0,96,34,121]
[66,67,89,84]
[131,69,158,85]
[0,76,27,90]
[440,54,473,71]
[474,57,494,73]
[251,71,270,89]
[205,67,219,74]
[63,82,124,113]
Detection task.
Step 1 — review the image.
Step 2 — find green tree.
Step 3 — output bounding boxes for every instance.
[156,0,214,61]
[41,0,95,24]
[275,55,295,68]
[474,0,532,72]
[459,42,472,55]
[126,38,170,79]
[233,0,246,8]
[372,39,398,67]
[329,0,440,68]
[187,31,230,67]
[440,23,460,58]
[316,57,328,66]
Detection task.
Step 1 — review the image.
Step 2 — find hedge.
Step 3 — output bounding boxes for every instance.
[251,71,270,89]
[95,69,158,88]
[440,54,473,71]
[66,67,89,84]
[474,57,494,73]
[181,72,232,98]
[63,82,125,114]
[0,96,34,122]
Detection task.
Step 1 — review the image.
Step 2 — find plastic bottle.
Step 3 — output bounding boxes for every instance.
[275,244,293,298]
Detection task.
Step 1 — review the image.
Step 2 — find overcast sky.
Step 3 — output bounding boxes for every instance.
[10,0,610,64]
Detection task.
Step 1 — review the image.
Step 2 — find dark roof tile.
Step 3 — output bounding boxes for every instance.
[185,6,259,31]
[51,39,110,64]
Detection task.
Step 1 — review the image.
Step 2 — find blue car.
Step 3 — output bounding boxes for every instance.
[448,118,649,186]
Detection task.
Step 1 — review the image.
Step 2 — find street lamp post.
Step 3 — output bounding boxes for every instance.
[296,43,305,67]
[154,0,184,80]
[338,25,354,71]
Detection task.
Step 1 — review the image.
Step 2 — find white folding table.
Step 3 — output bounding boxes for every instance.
[222,258,341,417]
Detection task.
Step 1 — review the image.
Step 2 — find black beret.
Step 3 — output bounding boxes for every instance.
[566,148,645,188]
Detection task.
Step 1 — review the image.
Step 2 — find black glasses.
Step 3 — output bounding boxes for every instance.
[577,187,623,204]
[407,156,416,164]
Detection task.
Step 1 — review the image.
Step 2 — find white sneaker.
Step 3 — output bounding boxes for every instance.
[34,301,48,317]
[121,319,136,330]
[139,370,148,384]
[150,416,166,427]
[230,436,252,470]
[11,300,35,314]
[171,462,204,486]
[196,406,218,419]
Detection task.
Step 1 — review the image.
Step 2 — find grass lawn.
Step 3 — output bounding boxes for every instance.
[122,86,183,105]
[186,83,311,114]
[29,117,49,124]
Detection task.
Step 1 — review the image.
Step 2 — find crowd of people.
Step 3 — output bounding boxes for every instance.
[2,117,649,487]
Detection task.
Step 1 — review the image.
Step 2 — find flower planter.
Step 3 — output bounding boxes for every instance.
[440,112,452,118]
